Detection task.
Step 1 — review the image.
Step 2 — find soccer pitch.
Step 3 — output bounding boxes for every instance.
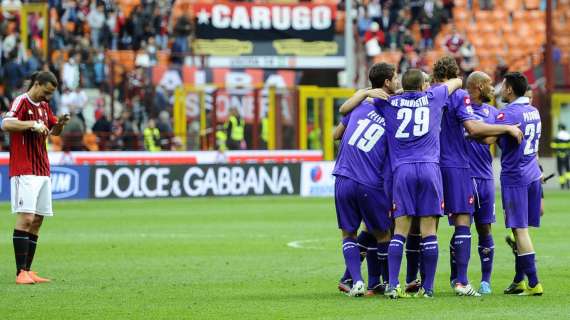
[0,192,569,319]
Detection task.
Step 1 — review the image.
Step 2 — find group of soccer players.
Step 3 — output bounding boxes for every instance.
[332,56,544,298]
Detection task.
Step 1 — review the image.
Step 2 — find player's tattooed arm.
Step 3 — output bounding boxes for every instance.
[1,118,49,135]
[333,123,346,140]
[339,88,390,114]
[49,114,71,136]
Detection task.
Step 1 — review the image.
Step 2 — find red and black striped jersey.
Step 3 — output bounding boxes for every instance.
[4,93,58,177]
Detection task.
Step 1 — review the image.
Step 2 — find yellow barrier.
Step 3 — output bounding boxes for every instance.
[298,86,355,160]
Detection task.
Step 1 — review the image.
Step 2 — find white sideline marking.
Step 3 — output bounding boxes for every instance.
[287,239,323,250]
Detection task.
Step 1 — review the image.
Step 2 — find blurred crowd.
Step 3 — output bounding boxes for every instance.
[0,0,183,151]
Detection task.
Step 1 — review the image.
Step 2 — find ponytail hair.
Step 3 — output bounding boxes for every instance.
[27,71,58,91]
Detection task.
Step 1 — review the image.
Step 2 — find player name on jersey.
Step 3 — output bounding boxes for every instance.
[390,96,429,108]
[523,110,540,122]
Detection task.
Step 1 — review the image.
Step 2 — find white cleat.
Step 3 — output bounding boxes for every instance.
[454,283,482,297]
[348,280,366,297]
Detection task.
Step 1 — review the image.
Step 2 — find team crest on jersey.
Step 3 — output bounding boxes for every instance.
[496,112,505,121]
[463,96,471,106]
[468,195,475,205]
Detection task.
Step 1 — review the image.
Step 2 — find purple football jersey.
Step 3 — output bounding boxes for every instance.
[495,97,542,186]
[440,87,477,168]
[468,103,499,179]
[333,101,389,190]
[374,85,448,169]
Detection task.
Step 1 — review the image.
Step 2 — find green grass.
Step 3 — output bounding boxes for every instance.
[0,191,569,319]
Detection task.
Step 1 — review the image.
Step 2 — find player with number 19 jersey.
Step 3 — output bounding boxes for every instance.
[374,84,449,218]
[494,96,542,228]
[333,100,392,233]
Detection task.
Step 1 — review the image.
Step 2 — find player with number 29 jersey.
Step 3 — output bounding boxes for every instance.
[377,86,448,170]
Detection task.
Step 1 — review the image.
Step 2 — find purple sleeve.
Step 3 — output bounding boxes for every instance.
[494,108,517,125]
[429,85,449,108]
[455,91,477,122]
[341,111,352,126]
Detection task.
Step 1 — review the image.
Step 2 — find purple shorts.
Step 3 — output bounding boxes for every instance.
[392,163,444,218]
[501,179,541,228]
[334,176,392,233]
[441,167,475,217]
[473,178,496,225]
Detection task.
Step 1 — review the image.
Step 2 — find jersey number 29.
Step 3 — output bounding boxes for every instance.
[524,122,542,155]
[348,119,385,152]
[395,107,430,138]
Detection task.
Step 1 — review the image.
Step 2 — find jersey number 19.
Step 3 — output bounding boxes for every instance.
[348,119,385,152]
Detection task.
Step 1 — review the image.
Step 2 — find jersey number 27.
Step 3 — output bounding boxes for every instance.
[348,119,385,152]
[524,122,542,155]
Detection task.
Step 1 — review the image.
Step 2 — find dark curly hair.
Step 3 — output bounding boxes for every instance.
[433,56,460,82]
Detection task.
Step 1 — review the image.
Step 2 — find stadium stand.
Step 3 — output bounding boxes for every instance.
[0,0,568,152]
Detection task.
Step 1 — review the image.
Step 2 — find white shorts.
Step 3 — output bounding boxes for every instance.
[11,175,53,216]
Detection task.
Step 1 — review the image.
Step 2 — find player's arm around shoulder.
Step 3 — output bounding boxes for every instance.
[339,88,389,114]
[443,78,463,95]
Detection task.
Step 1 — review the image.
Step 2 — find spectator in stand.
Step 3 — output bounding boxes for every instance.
[60,85,87,119]
[357,9,373,38]
[93,50,106,89]
[364,22,385,61]
[62,53,81,90]
[92,108,112,151]
[151,7,168,49]
[442,0,454,19]
[367,0,382,23]
[459,40,478,77]
[61,106,86,151]
[171,14,192,64]
[386,24,400,50]
[106,9,120,50]
[419,13,433,50]
[409,0,425,26]
[443,27,465,63]
[379,8,392,33]
[156,110,173,150]
[416,49,430,72]
[2,53,24,98]
[87,4,105,49]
